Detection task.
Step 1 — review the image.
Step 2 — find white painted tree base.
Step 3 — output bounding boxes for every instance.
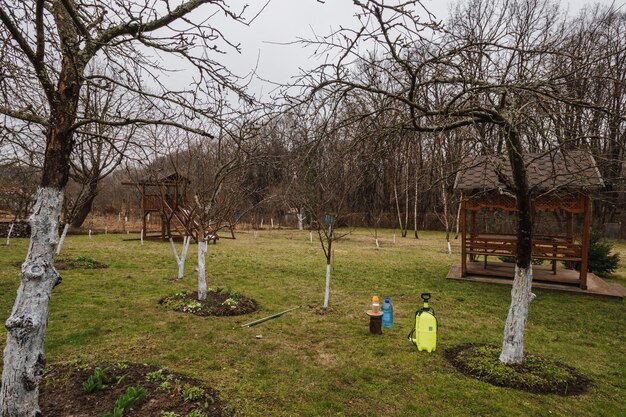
[170,237,191,280]
[55,224,69,255]
[198,241,207,301]
[323,263,331,308]
[5,223,14,246]
[499,265,536,364]
[1,187,64,416]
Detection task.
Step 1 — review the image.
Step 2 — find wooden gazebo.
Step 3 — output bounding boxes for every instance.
[453,150,604,291]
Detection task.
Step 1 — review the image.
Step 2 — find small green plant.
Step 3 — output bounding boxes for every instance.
[159,381,172,391]
[102,386,147,417]
[161,412,180,417]
[83,367,112,393]
[76,256,96,268]
[222,297,238,307]
[115,362,129,370]
[146,369,166,381]
[182,384,205,402]
[182,300,203,314]
[101,409,123,417]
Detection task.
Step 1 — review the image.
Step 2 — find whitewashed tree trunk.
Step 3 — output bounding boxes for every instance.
[499,265,536,364]
[271,218,274,228]
[447,241,452,256]
[197,240,207,301]
[297,213,304,231]
[140,229,144,245]
[55,224,69,255]
[309,231,313,243]
[170,236,191,280]
[88,229,92,239]
[5,223,14,246]
[323,262,331,308]
[1,187,64,416]
[375,238,380,249]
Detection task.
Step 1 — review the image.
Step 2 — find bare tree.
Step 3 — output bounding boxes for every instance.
[0,0,255,414]
[287,101,368,308]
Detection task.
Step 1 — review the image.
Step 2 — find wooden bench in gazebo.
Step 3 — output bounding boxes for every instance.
[447,150,625,298]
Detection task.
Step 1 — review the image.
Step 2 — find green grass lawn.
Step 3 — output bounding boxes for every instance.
[1,229,625,417]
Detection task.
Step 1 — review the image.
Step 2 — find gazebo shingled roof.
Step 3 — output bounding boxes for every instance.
[454,150,604,193]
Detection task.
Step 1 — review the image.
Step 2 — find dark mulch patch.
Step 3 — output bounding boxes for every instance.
[39,362,225,417]
[444,343,590,396]
[54,256,109,270]
[11,256,109,270]
[159,289,258,316]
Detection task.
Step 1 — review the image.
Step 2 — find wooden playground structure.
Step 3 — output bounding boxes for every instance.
[123,172,234,242]
[447,151,626,299]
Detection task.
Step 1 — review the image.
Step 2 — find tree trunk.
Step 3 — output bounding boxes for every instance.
[1,9,83,407]
[69,181,98,228]
[323,262,331,308]
[5,223,14,246]
[0,188,64,417]
[170,237,190,280]
[499,265,535,364]
[499,121,535,365]
[393,181,404,234]
[197,240,207,301]
[56,224,69,255]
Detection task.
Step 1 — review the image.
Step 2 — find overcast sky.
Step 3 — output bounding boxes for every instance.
[173,0,625,99]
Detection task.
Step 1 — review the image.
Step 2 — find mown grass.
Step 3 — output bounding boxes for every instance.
[1,229,625,417]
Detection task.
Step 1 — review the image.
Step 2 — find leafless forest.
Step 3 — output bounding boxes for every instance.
[1,1,624,237]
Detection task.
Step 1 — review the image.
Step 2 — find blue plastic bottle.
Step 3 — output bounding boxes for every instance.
[382,297,393,327]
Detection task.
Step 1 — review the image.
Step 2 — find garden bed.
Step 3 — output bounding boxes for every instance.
[444,343,590,395]
[159,289,258,316]
[55,256,109,270]
[39,362,225,416]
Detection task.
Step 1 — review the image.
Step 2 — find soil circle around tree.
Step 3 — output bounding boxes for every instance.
[159,289,258,316]
[38,362,226,417]
[54,256,109,270]
[444,343,590,396]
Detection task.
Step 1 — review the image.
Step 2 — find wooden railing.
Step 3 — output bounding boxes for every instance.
[465,234,582,263]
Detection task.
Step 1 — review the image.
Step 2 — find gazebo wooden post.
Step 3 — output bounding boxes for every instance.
[461,196,467,277]
[579,194,591,290]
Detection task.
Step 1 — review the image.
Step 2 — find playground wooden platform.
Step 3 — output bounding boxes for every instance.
[447,262,626,299]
